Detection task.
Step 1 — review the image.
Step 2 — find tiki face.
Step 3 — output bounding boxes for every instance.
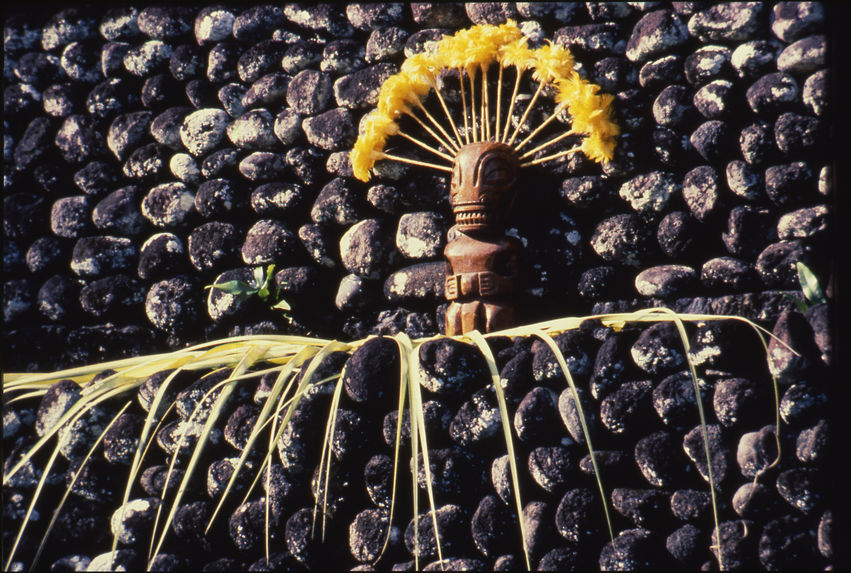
[450,142,519,233]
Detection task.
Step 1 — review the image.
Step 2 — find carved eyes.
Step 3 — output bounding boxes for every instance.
[479,156,515,187]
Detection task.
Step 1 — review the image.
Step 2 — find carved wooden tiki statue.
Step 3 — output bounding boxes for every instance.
[444,142,523,335]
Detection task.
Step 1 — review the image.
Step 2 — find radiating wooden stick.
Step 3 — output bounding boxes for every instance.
[380,152,453,172]
[428,78,464,149]
[468,68,478,142]
[520,145,581,167]
[407,103,458,155]
[501,68,524,143]
[518,129,576,160]
[494,65,504,142]
[514,103,569,153]
[458,70,471,145]
[396,130,455,162]
[481,64,489,141]
[507,80,546,147]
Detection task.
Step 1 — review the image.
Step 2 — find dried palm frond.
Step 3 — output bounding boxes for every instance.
[3,311,794,571]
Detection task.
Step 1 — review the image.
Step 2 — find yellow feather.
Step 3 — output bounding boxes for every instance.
[531,41,575,83]
[499,37,535,71]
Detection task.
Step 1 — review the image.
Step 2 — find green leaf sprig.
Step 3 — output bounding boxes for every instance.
[205,264,292,314]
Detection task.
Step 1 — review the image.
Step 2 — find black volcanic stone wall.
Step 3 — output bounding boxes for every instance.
[2,3,835,372]
[1,3,840,571]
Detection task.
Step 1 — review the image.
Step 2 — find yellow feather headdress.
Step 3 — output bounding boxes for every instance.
[350,20,620,180]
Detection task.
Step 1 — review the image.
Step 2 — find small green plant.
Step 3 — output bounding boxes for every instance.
[205,264,292,315]
[786,261,827,313]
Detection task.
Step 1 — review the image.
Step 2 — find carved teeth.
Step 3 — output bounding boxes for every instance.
[456,211,492,225]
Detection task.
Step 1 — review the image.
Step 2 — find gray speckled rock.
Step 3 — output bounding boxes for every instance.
[333,63,398,110]
[194,7,235,45]
[142,182,195,228]
[55,115,105,164]
[273,109,302,146]
[365,26,409,63]
[286,69,332,115]
[241,219,297,266]
[302,107,355,151]
[226,109,277,149]
[340,219,395,279]
[726,160,764,201]
[746,73,799,116]
[71,235,136,277]
[693,79,734,118]
[179,108,229,156]
[652,84,692,127]
[168,153,201,184]
[590,214,654,267]
[383,262,445,304]
[311,178,361,226]
[774,112,822,155]
[110,498,160,545]
[687,2,764,42]
[51,196,92,238]
[123,40,172,77]
[188,221,240,272]
[618,171,679,215]
[777,205,828,240]
[144,276,200,336]
[731,40,783,80]
[778,35,825,74]
[772,2,825,43]
[626,9,689,63]
[684,45,731,87]
[700,257,759,292]
[803,69,827,117]
[238,151,287,182]
[635,265,698,297]
[395,212,447,259]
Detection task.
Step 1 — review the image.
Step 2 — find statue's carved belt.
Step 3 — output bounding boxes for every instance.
[445,271,518,300]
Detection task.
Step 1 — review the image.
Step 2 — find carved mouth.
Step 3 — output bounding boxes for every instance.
[454,209,495,227]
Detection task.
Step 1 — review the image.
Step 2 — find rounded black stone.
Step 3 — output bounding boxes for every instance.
[188,222,240,272]
[684,45,731,87]
[343,336,399,404]
[92,185,146,235]
[513,386,561,443]
[746,73,799,116]
[25,237,67,275]
[241,219,297,266]
[721,206,776,258]
[137,233,186,280]
[755,240,810,289]
[80,274,145,318]
[448,387,501,447]
[590,214,655,268]
[635,430,680,487]
[758,515,817,570]
[528,445,575,494]
[666,524,702,565]
[690,120,732,164]
[796,419,828,464]
[652,84,693,127]
[404,504,469,560]
[144,276,201,339]
[470,495,514,558]
[599,528,665,570]
[681,165,720,221]
[731,482,780,520]
[656,211,698,258]
[600,380,654,435]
